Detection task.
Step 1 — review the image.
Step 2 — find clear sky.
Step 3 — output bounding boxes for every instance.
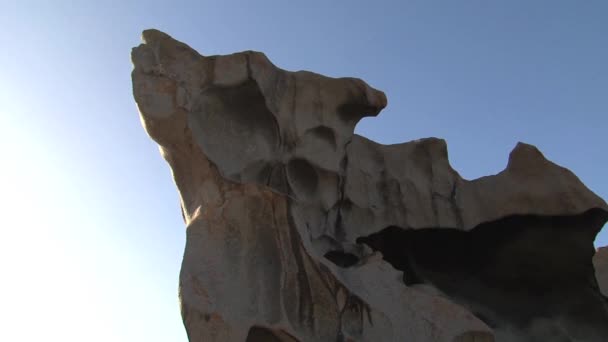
[1,1,607,341]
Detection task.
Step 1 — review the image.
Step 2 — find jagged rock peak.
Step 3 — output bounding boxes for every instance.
[132,29,608,342]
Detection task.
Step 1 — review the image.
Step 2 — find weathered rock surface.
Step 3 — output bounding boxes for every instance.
[595,247,608,297]
[131,29,608,342]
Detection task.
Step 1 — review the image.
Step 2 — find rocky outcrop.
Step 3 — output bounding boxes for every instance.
[131,29,608,342]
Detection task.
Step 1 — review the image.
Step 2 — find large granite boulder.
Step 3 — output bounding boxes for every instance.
[131,29,608,342]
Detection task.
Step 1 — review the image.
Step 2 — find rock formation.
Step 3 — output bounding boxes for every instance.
[131,29,608,342]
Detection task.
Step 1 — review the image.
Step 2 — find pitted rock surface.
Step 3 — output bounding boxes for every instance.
[132,29,608,342]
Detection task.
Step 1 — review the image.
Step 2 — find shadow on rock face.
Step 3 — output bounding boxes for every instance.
[245,326,300,342]
[324,250,360,268]
[357,208,608,342]
[189,80,280,182]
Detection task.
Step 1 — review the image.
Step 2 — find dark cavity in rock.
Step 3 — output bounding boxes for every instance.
[357,208,608,342]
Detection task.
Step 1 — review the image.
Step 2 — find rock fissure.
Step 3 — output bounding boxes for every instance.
[335,138,353,242]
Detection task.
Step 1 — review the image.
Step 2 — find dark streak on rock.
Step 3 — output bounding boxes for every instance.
[286,204,315,331]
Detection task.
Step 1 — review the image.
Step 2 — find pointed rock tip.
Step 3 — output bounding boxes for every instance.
[367,86,387,112]
[141,29,173,44]
[507,142,547,168]
[511,142,545,158]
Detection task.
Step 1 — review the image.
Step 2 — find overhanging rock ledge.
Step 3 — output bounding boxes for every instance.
[132,29,608,342]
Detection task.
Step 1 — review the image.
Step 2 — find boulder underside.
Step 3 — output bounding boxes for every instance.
[132,29,608,342]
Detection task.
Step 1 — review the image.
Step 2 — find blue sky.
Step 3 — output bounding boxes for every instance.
[1,1,606,341]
